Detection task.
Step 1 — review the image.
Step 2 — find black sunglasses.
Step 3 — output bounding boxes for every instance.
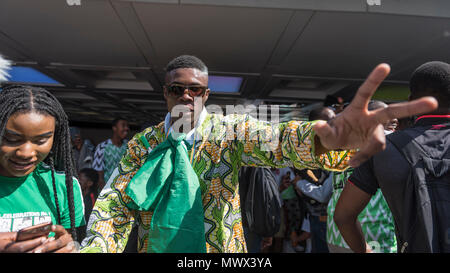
[166,84,208,97]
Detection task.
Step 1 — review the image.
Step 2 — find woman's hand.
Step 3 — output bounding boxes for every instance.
[32,225,78,253]
[0,232,47,253]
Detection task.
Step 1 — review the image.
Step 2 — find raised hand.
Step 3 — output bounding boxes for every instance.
[314,63,438,167]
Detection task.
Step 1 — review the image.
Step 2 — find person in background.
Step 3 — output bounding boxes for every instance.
[92,118,129,193]
[78,168,98,223]
[335,61,449,253]
[70,127,95,173]
[293,106,335,253]
[327,100,398,253]
[76,168,98,242]
[269,167,294,252]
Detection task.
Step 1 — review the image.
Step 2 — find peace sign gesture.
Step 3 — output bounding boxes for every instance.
[314,63,438,167]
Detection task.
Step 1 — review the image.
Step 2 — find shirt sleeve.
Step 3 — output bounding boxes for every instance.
[61,177,86,229]
[301,217,311,233]
[295,174,333,203]
[80,135,147,253]
[225,114,354,171]
[92,142,105,172]
[348,157,379,196]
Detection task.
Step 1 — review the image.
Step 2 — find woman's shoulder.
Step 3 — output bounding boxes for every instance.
[34,163,80,188]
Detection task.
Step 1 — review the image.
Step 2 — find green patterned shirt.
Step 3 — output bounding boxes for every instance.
[327,169,397,253]
[81,113,354,253]
[103,141,128,183]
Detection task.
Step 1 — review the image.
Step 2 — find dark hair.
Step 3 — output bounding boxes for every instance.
[165,55,208,74]
[308,107,335,121]
[410,61,450,107]
[79,168,99,196]
[368,100,387,111]
[112,117,127,127]
[0,85,77,240]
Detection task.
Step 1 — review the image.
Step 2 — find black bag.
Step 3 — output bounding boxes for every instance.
[389,131,450,253]
[239,167,282,237]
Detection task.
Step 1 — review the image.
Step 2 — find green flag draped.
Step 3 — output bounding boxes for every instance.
[125,133,206,253]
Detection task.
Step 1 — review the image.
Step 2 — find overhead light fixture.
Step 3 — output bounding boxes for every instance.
[66,0,81,6]
[6,66,63,86]
[208,76,243,93]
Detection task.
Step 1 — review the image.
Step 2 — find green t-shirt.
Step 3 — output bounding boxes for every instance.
[0,163,85,232]
[327,169,397,253]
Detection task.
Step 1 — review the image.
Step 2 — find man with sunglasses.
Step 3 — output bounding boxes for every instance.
[80,55,437,253]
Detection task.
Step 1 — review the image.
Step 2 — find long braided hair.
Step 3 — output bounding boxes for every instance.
[0,85,77,241]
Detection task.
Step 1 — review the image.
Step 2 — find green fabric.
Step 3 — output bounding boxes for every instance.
[0,163,85,232]
[281,185,297,200]
[103,141,128,182]
[327,169,397,253]
[125,133,206,253]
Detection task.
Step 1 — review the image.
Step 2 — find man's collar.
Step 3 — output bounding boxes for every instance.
[164,107,208,142]
[415,114,450,126]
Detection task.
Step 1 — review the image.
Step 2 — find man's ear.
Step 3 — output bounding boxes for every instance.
[204,88,211,101]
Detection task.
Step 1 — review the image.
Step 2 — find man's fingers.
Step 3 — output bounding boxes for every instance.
[313,120,336,149]
[349,125,385,167]
[351,64,391,110]
[373,96,438,124]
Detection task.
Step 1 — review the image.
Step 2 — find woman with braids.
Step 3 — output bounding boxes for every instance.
[0,82,85,252]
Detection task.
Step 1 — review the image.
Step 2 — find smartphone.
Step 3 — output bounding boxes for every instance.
[16,222,53,242]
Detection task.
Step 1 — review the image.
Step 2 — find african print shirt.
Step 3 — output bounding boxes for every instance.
[80,113,354,253]
[326,169,397,253]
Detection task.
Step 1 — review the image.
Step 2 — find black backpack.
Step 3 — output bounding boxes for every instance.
[389,131,450,253]
[239,167,282,237]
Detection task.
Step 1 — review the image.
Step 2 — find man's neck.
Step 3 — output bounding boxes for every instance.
[111,135,123,147]
[75,143,83,151]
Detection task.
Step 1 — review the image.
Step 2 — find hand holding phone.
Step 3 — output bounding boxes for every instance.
[16,222,52,242]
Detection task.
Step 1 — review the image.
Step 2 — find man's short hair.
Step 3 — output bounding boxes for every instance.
[165,55,208,74]
[410,61,450,104]
[112,117,127,127]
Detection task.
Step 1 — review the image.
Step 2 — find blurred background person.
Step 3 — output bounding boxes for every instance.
[70,127,95,173]
[92,117,129,193]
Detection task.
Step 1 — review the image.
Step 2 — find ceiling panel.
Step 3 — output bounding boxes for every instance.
[133,3,296,73]
[0,0,144,66]
[278,12,450,81]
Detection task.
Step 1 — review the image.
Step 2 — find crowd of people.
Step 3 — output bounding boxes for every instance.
[0,53,448,253]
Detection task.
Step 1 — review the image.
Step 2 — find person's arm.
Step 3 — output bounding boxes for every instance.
[295,174,333,203]
[226,113,355,172]
[313,64,437,168]
[80,134,148,253]
[297,231,312,242]
[92,143,106,193]
[333,181,372,253]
